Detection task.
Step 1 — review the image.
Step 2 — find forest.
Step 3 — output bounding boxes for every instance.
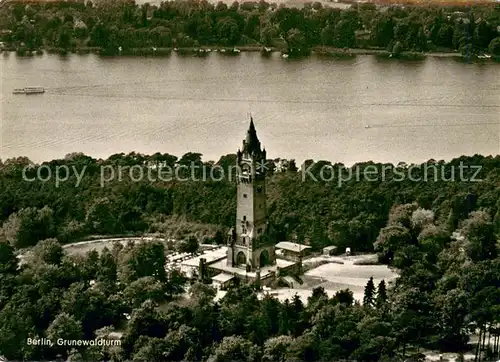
[0,152,499,361]
[0,0,499,56]
[0,164,499,360]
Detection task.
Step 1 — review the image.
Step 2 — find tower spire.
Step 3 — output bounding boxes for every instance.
[242,116,262,155]
[243,116,261,156]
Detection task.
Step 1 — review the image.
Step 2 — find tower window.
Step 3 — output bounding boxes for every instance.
[243,194,247,198]
[243,216,246,221]
[257,186,263,193]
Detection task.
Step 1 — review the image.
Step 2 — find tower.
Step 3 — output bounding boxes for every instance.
[227,118,276,271]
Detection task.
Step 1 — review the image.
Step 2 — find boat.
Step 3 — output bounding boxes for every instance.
[24,86,45,94]
[13,87,45,94]
[477,54,491,59]
[282,53,289,59]
[232,48,241,53]
[364,125,371,129]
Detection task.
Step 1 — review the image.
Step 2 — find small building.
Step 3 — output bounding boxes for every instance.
[179,247,227,278]
[323,245,338,256]
[275,241,311,262]
[212,273,235,290]
[345,247,351,256]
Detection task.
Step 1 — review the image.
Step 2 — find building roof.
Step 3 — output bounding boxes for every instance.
[323,245,338,251]
[275,241,311,253]
[209,259,275,279]
[276,258,295,268]
[180,247,227,267]
[212,273,235,283]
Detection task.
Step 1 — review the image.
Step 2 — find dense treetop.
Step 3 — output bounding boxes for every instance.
[0,153,499,250]
[1,0,499,55]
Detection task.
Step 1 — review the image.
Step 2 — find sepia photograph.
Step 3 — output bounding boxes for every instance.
[0,0,499,361]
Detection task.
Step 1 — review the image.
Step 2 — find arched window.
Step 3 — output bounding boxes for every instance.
[259,250,270,267]
[236,252,246,266]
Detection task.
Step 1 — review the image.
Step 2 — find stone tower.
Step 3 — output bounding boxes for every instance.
[227,118,276,271]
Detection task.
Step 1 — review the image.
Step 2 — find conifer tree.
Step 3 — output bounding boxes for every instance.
[363,276,375,307]
[376,280,388,308]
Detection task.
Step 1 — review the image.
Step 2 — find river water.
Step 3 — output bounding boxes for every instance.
[1,52,499,165]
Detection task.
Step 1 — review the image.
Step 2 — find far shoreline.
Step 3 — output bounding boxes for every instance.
[3,45,497,62]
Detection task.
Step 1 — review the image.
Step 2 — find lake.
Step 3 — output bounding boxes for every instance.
[1,52,499,166]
